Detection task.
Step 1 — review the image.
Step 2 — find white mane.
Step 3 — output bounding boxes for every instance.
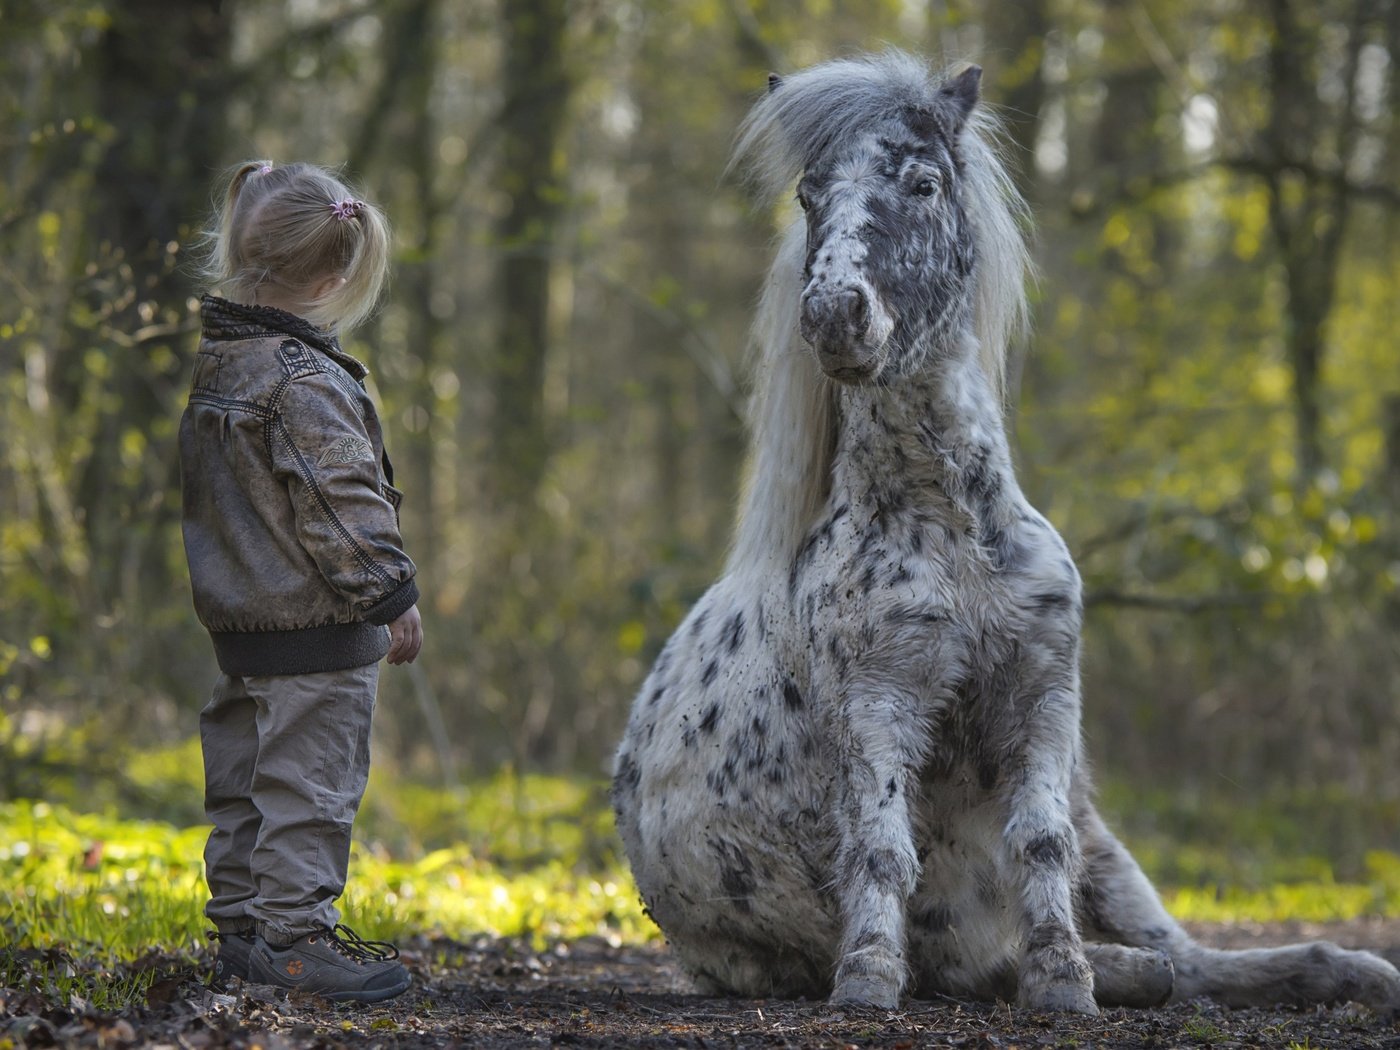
[725,51,1033,577]
[726,221,836,576]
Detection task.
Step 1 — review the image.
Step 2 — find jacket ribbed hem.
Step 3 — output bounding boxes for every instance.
[209,622,390,676]
[363,577,419,626]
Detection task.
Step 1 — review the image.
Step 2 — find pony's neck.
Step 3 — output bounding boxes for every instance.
[833,333,1018,515]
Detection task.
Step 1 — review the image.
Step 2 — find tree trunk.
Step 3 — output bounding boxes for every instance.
[1261,0,1366,485]
[491,0,573,504]
[981,0,1048,197]
[79,0,230,693]
[350,0,445,568]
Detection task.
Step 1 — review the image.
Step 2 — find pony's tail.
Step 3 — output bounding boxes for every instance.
[726,221,838,578]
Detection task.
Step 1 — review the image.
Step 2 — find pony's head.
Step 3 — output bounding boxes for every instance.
[734,52,1029,394]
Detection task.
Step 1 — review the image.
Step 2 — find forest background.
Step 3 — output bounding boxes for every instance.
[4,0,1400,865]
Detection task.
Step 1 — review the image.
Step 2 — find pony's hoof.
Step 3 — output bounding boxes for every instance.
[1020,979,1100,1016]
[830,974,900,1009]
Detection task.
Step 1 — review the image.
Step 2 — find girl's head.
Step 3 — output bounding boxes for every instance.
[202,161,390,332]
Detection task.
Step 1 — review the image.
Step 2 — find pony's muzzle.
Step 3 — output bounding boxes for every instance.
[799,284,891,382]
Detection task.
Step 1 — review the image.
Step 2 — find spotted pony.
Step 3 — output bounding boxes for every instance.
[611,51,1400,1015]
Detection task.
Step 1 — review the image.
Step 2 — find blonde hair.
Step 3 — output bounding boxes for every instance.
[200,161,391,332]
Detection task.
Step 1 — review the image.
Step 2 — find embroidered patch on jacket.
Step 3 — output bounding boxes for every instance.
[318,436,374,466]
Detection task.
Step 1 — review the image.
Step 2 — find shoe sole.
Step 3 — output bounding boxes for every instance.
[321,975,413,1003]
[246,961,413,1003]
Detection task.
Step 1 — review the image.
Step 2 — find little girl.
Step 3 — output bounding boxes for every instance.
[180,161,422,1002]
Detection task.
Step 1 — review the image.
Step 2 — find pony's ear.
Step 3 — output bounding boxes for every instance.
[936,64,981,134]
[905,65,982,143]
[767,72,783,94]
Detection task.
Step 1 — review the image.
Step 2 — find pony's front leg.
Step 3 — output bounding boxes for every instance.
[828,690,923,1008]
[1004,684,1097,1015]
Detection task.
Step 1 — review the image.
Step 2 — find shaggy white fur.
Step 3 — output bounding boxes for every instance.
[613,51,1400,1016]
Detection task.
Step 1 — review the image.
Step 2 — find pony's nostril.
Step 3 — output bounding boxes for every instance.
[846,289,869,329]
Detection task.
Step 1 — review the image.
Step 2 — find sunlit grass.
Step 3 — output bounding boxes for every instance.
[339,848,651,946]
[4,763,1400,966]
[1162,855,1400,923]
[1,802,209,962]
[0,786,653,964]
[0,949,163,1013]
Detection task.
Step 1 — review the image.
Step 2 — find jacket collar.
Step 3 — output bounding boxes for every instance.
[200,294,369,380]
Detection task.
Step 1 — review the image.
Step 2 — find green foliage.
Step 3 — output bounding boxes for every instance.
[1,801,208,963]
[357,768,621,868]
[0,949,162,1014]
[1181,1008,1229,1043]
[6,764,1400,965]
[1098,781,1400,923]
[0,772,654,964]
[3,0,1400,799]
[1098,781,1400,886]
[1163,858,1399,925]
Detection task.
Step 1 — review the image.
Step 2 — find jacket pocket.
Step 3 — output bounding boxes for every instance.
[192,351,223,393]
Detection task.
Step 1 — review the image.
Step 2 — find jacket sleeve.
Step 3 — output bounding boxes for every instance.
[268,370,418,625]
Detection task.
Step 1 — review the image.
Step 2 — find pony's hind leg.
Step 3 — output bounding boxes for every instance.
[1077,803,1400,1014]
[1178,941,1400,1013]
[1083,943,1174,1008]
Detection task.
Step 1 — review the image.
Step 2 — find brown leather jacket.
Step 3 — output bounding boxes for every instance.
[180,295,418,675]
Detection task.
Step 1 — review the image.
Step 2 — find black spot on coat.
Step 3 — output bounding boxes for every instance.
[866,848,906,890]
[783,678,804,710]
[1024,832,1070,869]
[724,611,746,653]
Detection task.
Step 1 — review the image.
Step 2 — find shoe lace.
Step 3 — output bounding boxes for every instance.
[324,924,400,963]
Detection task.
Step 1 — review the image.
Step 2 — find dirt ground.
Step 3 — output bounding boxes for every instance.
[5,920,1400,1048]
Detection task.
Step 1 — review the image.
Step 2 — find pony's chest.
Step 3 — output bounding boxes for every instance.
[795,504,1078,688]
[798,500,1015,608]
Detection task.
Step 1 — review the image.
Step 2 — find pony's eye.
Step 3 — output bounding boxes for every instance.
[795,191,810,211]
[913,178,938,198]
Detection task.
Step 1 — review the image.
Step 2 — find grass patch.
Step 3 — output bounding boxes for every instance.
[2,802,209,961]
[0,771,653,965]
[1098,779,1400,922]
[4,750,1400,964]
[1098,780,1400,886]
[1181,1008,1228,1043]
[1161,852,1400,923]
[0,948,164,1013]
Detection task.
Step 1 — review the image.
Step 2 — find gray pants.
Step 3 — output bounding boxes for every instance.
[200,663,379,943]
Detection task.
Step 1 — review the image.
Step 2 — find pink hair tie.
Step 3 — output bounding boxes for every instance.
[257,165,272,175]
[330,198,365,221]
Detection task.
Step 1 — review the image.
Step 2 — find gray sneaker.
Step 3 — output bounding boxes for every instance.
[209,930,254,989]
[247,925,411,1003]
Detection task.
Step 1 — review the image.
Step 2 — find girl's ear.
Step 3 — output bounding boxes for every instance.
[313,274,348,301]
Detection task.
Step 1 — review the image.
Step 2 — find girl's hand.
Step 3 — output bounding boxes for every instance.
[387,604,423,665]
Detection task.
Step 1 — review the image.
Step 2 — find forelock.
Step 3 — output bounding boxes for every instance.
[730,51,940,205]
[729,49,1034,404]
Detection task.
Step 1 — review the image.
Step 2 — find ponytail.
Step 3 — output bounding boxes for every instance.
[199,161,391,333]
